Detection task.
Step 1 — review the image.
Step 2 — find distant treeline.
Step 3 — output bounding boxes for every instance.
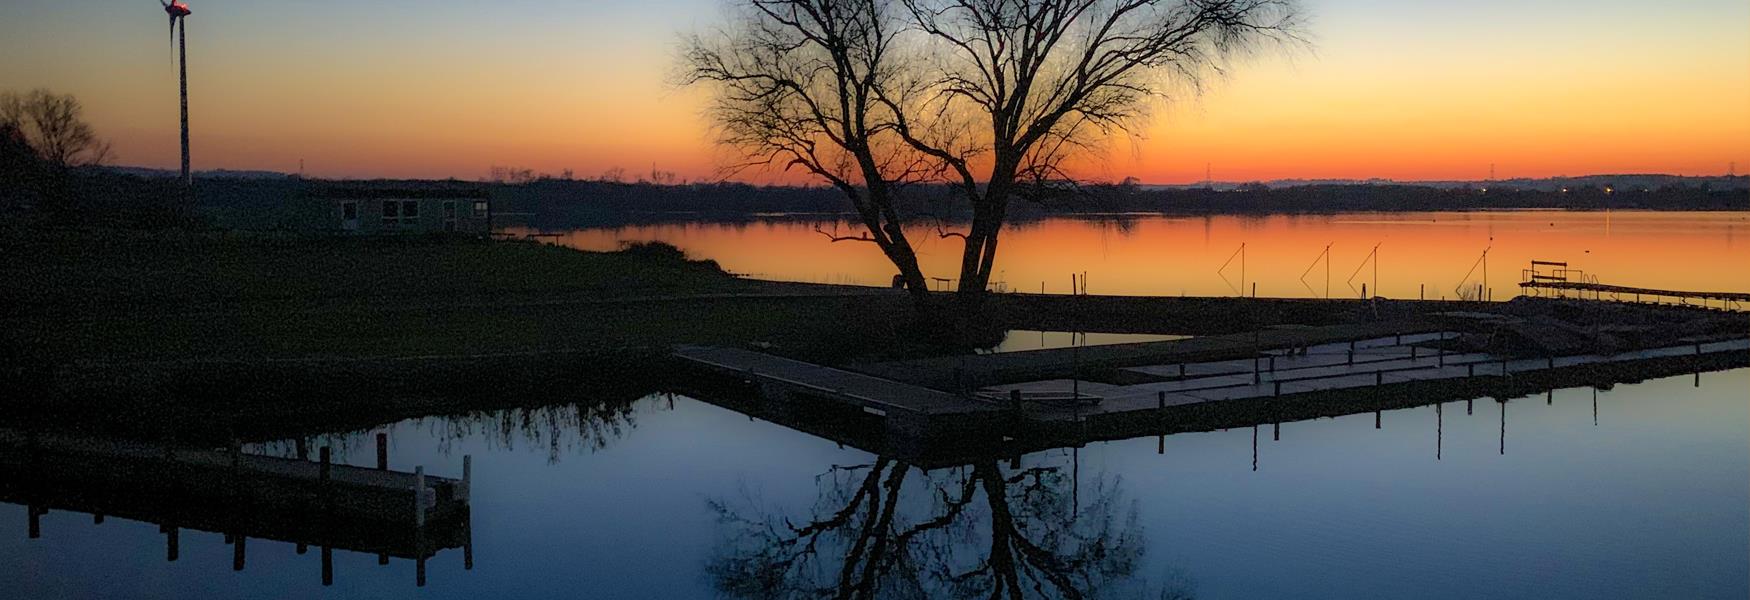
[9,171,1746,231]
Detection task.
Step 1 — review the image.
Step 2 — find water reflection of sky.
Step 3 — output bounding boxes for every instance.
[514,211,1750,298]
[4,370,1746,599]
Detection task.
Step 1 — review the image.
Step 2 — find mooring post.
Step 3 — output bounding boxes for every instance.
[1347,349,1354,365]
[414,466,427,528]
[1274,381,1281,397]
[1269,355,1276,372]
[1251,282,1257,298]
[319,447,331,486]
[1273,422,1280,441]
[1420,283,1425,300]
[1468,363,1475,377]
[233,535,246,572]
[1467,398,1473,414]
[376,432,388,471]
[1375,410,1382,429]
[1157,391,1166,410]
[166,527,179,562]
[1375,371,1383,386]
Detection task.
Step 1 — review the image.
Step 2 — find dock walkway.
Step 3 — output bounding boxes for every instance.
[673,345,1002,417]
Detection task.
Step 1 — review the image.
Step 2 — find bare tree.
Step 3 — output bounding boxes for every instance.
[680,0,943,308]
[682,0,1303,315]
[0,89,112,170]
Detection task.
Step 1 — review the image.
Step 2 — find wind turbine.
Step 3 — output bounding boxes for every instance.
[161,0,192,189]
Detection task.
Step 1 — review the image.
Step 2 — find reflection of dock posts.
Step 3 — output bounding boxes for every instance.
[377,433,388,470]
[1467,398,1473,415]
[1273,421,1281,441]
[1498,398,1507,456]
[1547,389,1553,405]
[233,534,246,572]
[1592,387,1599,426]
[1375,411,1381,429]
[296,437,308,461]
[1436,402,1443,461]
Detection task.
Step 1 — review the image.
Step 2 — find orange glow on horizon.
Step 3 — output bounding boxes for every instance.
[2,0,1745,182]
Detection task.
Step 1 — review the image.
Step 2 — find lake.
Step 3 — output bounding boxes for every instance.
[6,368,1747,599]
[514,211,1750,299]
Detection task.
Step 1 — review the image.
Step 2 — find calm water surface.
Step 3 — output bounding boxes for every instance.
[7,369,1747,598]
[516,211,1750,298]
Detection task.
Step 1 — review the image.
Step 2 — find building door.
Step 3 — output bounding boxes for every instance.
[341,201,359,231]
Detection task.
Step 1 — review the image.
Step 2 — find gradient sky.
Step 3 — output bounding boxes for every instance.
[2,0,1746,183]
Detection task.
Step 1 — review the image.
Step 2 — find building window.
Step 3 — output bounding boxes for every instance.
[382,199,421,227]
[473,200,488,219]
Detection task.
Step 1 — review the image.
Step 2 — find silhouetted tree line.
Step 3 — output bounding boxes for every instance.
[1,89,193,228]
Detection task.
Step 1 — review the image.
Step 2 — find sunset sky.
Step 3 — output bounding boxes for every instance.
[2,0,1746,183]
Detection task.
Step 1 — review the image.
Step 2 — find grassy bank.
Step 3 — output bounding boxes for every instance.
[0,226,940,440]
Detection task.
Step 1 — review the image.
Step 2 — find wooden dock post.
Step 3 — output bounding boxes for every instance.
[166,527,178,562]
[1420,283,1425,300]
[1468,363,1474,377]
[1375,371,1383,386]
[322,546,333,586]
[1273,381,1281,397]
[1411,345,1418,359]
[1467,398,1473,414]
[28,504,40,539]
[1347,349,1354,365]
[319,447,332,486]
[1157,391,1166,410]
[462,455,473,502]
[376,433,388,471]
[233,535,246,571]
[1375,410,1381,429]
[1273,422,1280,441]
[414,466,427,528]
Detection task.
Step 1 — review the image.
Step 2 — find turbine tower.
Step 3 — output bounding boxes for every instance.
[162,0,193,189]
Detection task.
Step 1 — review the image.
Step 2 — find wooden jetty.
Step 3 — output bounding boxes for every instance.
[1519,260,1748,310]
[1,430,472,587]
[674,330,1750,467]
[673,345,1005,441]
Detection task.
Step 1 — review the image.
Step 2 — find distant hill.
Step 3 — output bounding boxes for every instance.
[97,165,294,180]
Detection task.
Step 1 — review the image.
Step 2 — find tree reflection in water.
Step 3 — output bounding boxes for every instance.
[708,455,1191,599]
[256,393,671,465]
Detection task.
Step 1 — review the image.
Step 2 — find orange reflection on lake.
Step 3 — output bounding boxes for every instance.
[517,211,1750,299]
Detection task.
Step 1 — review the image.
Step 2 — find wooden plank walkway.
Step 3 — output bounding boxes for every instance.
[1521,280,1750,308]
[673,345,1003,417]
[0,430,468,521]
[856,319,1445,390]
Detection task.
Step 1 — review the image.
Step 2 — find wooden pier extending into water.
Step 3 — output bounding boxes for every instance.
[1,430,472,587]
[1519,260,1748,310]
[674,326,1750,467]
